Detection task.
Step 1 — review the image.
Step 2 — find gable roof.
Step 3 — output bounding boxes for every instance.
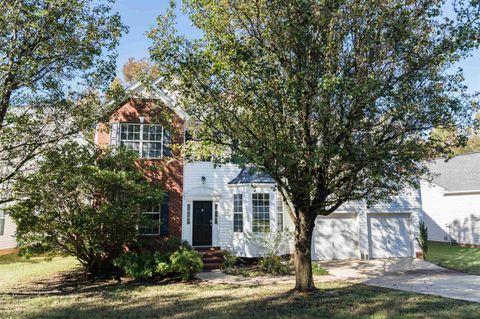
[124,77,189,121]
[427,152,480,192]
[228,167,276,185]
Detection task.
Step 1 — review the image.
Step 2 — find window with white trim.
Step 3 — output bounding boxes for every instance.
[118,123,171,159]
[140,193,169,235]
[214,203,219,224]
[140,205,161,235]
[186,203,191,224]
[252,193,270,232]
[0,210,5,236]
[233,194,243,232]
[276,194,284,231]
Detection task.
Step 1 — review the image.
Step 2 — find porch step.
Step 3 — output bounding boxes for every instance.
[195,247,223,271]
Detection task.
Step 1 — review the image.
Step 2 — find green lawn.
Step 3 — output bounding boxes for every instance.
[427,242,480,275]
[1,254,480,319]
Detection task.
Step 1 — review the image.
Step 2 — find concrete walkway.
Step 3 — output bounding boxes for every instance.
[197,259,480,303]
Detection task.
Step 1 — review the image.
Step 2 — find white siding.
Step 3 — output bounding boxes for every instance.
[420,181,480,245]
[0,214,17,251]
[183,161,421,259]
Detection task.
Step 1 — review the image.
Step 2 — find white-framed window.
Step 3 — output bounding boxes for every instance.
[214,203,219,224]
[140,193,169,236]
[117,123,171,159]
[276,194,283,231]
[0,210,5,236]
[186,203,191,225]
[252,193,270,232]
[233,194,243,232]
[140,206,161,235]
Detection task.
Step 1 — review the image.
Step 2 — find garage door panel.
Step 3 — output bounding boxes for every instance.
[369,215,412,258]
[312,214,359,260]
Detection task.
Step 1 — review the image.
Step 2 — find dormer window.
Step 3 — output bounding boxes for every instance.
[114,123,171,159]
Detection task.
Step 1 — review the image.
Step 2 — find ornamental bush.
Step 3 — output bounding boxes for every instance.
[170,247,203,281]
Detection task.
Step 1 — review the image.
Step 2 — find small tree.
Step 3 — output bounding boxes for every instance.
[8,142,164,274]
[417,220,428,259]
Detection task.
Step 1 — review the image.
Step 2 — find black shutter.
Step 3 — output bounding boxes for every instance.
[162,128,172,157]
[160,192,169,235]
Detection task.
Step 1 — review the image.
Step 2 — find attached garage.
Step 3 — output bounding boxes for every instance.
[312,213,360,260]
[368,213,413,258]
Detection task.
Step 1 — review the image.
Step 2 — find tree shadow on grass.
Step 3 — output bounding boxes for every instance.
[3,277,480,319]
[0,269,186,298]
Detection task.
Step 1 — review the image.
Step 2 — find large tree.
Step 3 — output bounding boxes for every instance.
[149,0,480,291]
[0,0,126,203]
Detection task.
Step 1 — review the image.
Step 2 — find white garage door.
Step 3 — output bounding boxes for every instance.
[312,213,359,260]
[368,214,412,258]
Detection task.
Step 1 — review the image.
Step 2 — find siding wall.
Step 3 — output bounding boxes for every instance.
[420,182,480,245]
[0,213,17,251]
[184,162,421,258]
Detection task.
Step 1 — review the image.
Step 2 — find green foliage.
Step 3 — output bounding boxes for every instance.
[7,142,164,273]
[259,256,293,276]
[149,0,480,290]
[170,247,203,282]
[0,1,127,204]
[430,125,480,157]
[222,249,238,269]
[312,262,329,276]
[250,229,294,258]
[113,252,157,280]
[417,220,429,259]
[114,245,202,281]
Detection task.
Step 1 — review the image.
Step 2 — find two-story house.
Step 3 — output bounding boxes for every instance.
[97,79,422,260]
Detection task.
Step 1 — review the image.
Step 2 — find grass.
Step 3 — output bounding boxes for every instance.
[0,254,479,319]
[0,253,79,289]
[427,242,480,275]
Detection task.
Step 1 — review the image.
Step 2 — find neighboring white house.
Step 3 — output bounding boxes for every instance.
[182,162,421,260]
[0,207,18,255]
[421,152,480,245]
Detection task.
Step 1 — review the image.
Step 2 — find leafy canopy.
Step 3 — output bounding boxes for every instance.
[149,0,480,215]
[0,0,126,203]
[7,143,164,273]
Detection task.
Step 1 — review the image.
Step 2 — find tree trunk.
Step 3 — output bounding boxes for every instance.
[294,211,316,292]
[0,88,12,131]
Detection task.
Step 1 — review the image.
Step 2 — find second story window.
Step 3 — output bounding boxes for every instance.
[117,123,171,159]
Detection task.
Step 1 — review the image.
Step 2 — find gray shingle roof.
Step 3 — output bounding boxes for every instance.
[228,167,275,185]
[427,152,480,191]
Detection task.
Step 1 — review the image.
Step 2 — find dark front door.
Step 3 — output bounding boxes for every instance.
[192,201,212,246]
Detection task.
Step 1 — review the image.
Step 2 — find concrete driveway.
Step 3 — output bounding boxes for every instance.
[198,258,480,303]
[319,259,480,303]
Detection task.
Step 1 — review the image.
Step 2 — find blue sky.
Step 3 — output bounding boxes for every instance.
[113,0,480,94]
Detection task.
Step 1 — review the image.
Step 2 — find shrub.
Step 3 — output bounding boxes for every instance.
[170,247,203,281]
[8,143,164,274]
[312,262,329,276]
[416,220,428,259]
[113,252,157,280]
[222,249,238,269]
[259,255,293,276]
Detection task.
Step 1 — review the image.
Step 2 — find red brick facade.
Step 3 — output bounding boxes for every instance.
[96,98,184,243]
